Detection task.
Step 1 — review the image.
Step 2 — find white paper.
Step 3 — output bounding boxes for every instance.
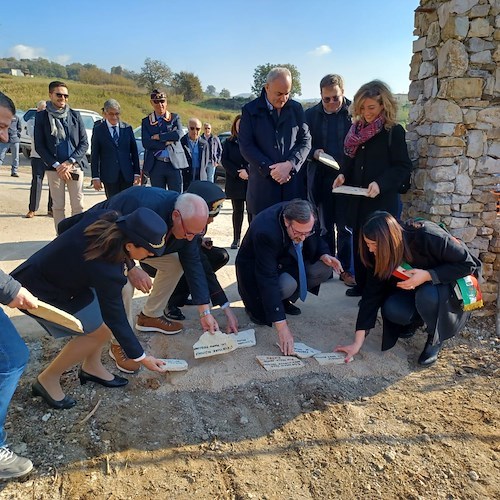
[193,331,238,359]
[232,329,256,348]
[332,185,370,197]
[292,342,322,358]
[314,352,352,365]
[157,359,188,372]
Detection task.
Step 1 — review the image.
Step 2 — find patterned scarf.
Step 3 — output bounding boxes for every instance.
[344,114,385,158]
[46,101,69,142]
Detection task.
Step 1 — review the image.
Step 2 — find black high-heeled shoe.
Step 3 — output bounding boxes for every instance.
[31,379,77,410]
[78,368,128,388]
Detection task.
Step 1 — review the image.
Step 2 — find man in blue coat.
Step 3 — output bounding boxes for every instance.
[91,99,140,198]
[239,67,311,219]
[235,199,342,355]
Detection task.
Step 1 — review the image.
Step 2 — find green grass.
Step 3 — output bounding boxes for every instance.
[1,75,237,133]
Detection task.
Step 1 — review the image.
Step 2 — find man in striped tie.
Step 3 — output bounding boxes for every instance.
[90,99,140,198]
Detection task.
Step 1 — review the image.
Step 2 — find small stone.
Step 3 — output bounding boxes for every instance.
[469,470,480,481]
[42,413,51,422]
[383,450,396,463]
[239,416,249,425]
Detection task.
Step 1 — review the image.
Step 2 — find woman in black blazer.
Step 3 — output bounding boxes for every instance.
[335,212,482,366]
[11,208,168,410]
[333,80,413,297]
[222,114,249,249]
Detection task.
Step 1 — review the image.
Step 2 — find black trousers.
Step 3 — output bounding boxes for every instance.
[231,198,249,242]
[28,158,52,212]
[104,173,133,199]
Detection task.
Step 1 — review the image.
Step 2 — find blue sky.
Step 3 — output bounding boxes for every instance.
[1,0,416,99]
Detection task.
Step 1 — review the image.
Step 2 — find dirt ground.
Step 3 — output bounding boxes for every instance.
[0,163,499,500]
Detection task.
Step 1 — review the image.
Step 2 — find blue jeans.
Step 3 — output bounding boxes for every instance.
[206,162,216,183]
[0,308,29,447]
[0,142,20,174]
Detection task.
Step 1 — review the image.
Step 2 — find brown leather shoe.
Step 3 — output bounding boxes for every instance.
[135,312,183,335]
[109,343,140,373]
[24,211,35,219]
[340,271,356,287]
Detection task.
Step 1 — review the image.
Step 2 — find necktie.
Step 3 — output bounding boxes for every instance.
[293,241,307,301]
[112,126,119,146]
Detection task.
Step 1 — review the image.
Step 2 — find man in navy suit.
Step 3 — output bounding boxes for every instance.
[235,199,342,355]
[91,99,140,198]
[34,80,88,231]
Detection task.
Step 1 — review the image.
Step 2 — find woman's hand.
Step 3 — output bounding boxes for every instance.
[8,287,38,309]
[141,355,166,372]
[366,181,380,198]
[332,174,345,189]
[238,169,249,180]
[334,330,366,362]
[127,266,153,294]
[396,269,432,291]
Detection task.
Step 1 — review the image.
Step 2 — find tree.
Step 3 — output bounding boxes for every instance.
[172,71,203,101]
[137,58,172,92]
[251,63,302,98]
[205,85,217,96]
[219,88,231,99]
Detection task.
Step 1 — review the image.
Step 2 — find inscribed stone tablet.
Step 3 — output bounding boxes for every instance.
[314,352,352,365]
[193,331,238,359]
[256,356,304,371]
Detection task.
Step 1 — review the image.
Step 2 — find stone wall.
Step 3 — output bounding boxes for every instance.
[406,0,500,309]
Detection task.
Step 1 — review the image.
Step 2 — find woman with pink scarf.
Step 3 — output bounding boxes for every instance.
[332,80,412,298]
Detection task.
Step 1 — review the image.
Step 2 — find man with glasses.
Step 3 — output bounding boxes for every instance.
[180,117,209,191]
[236,199,342,355]
[201,122,222,183]
[90,99,140,198]
[239,67,311,220]
[305,74,355,288]
[35,80,88,231]
[141,89,187,192]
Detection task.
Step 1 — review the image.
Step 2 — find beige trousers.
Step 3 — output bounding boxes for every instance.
[46,169,84,231]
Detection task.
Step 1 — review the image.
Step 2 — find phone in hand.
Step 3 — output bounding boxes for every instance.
[70,171,80,181]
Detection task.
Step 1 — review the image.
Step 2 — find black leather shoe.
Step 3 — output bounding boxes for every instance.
[245,308,267,326]
[78,369,128,388]
[283,300,301,315]
[32,380,76,410]
[230,240,240,250]
[346,285,362,297]
[418,340,442,366]
[164,306,186,321]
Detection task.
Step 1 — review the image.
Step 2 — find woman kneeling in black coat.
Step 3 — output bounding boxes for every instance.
[335,211,482,366]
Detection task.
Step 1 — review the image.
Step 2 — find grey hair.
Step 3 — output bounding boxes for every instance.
[266,67,292,84]
[188,117,201,126]
[36,100,46,111]
[283,199,316,224]
[103,99,121,112]
[0,92,15,114]
[175,193,208,219]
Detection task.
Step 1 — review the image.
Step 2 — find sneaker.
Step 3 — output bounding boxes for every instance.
[0,445,33,479]
[109,344,140,374]
[135,312,183,335]
[339,271,356,287]
[164,306,186,321]
[10,173,19,178]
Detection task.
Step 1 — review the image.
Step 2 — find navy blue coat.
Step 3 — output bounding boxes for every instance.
[34,107,89,171]
[222,137,248,200]
[238,89,311,215]
[235,202,329,324]
[11,211,145,359]
[90,121,140,183]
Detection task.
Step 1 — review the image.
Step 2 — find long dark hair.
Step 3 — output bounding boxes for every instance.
[83,211,129,263]
[360,211,411,280]
[230,114,241,140]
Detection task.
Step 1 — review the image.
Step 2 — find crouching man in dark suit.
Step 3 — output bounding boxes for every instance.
[235,199,343,355]
[91,99,140,198]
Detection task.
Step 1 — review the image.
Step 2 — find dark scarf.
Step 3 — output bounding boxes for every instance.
[46,101,69,142]
[344,114,385,158]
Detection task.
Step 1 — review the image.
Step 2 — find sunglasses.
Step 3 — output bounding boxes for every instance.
[322,95,342,103]
[152,99,166,104]
[55,93,69,99]
[190,126,201,131]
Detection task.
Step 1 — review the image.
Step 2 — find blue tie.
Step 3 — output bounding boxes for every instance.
[293,241,307,301]
[112,126,119,146]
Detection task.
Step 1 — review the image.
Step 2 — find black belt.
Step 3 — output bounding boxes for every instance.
[155,156,171,163]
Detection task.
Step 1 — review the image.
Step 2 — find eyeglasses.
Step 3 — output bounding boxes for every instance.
[288,223,315,238]
[204,126,211,130]
[152,99,166,104]
[190,126,201,131]
[322,95,342,103]
[55,93,69,99]
[177,212,204,238]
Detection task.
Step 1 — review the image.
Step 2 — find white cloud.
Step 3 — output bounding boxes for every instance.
[54,54,71,65]
[8,44,45,59]
[308,45,332,57]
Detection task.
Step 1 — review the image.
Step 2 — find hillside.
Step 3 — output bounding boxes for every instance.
[0,75,237,133]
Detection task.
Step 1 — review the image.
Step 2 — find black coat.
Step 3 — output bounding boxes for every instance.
[357,220,482,350]
[90,121,139,183]
[235,202,329,324]
[11,211,145,359]
[340,124,412,230]
[239,88,311,215]
[222,137,248,200]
